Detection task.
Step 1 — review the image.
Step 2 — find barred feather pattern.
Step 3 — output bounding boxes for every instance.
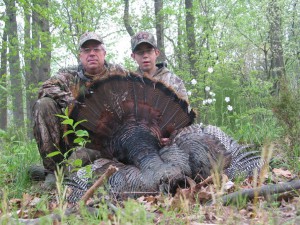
[172,124,262,180]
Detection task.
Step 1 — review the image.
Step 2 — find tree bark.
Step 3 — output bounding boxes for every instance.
[267,0,285,96]
[123,0,135,37]
[38,0,51,83]
[185,0,197,77]
[5,0,24,128]
[24,4,32,137]
[154,0,166,63]
[0,22,8,130]
[206,179,300,206]
[23,0,51,138]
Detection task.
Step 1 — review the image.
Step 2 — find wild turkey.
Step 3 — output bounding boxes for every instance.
[65,72,262,202]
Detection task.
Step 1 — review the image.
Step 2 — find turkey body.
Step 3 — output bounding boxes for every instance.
[66,72,261,202]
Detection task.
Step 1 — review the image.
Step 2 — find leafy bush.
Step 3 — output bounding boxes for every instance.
[272,77,300,161]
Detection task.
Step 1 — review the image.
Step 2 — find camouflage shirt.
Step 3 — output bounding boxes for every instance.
[38,61,128,110]
[136,63,189,102]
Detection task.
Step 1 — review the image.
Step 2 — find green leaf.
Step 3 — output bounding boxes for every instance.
[0,85,7,92]
[73,159,83,167]
[74,119,87,129]
[0,129,6,137]
[75,130,89,137]
[74,137,84,144]
[55,114,68,119]
[46,151,61,158]
[64,107,69,116]
[63,130,75,137]
[62,118,74,126]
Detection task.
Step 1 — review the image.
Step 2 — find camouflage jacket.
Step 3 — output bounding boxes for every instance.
[136,63,189,102]
[38,61,128,110]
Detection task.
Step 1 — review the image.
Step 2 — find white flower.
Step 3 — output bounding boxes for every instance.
[225,97,230,102]
[209,91,215,97]
[202,100,207,105]
[205,86,210,92]
[213,98,216,102]
[207,98,213,104]
[187,90,192,96]
[208,67,214,73]
[191,79,197,85]
[227,105,233,111]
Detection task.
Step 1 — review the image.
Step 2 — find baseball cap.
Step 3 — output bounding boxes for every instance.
[131,31,157,51]
[78,32,104,49]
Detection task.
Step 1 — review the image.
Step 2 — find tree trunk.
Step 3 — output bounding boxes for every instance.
[123,0,135,37]
[5,0,24,128]
[176,0,184,70]
[38,0,51,83]
[23,0,51,138]
[185,0,197,77]
[0,23,8,130]
[24,3,34,138]
[154,0,166,63]
[267,0,285,96]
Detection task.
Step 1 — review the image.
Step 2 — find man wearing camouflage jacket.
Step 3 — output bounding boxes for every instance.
[32,32,128,181]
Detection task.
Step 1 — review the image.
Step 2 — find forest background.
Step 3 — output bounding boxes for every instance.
[0,0,300,211]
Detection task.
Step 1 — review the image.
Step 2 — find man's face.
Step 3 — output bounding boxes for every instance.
[79,40,106,75]
[131,43,160,74]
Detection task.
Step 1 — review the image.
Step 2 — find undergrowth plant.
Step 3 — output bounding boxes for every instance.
[46,107,91,172]
[186,67,283,145]
[272,78,300,167]
[0,128,40,197]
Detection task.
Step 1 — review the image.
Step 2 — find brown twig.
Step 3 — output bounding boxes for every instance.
[206,179,300,206]
[194,176,213,191]
[81,165,118,204]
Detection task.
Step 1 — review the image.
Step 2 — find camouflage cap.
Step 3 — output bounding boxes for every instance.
[131,31,157,51]
[78,32,104,49]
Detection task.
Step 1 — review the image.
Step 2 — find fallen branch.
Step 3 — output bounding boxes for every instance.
[195,176,213,190]
[206,179,300,206]
[81,165,118,204]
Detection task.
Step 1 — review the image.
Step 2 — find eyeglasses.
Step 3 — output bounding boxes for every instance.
[134,48,155,56]
[80,47,103,54]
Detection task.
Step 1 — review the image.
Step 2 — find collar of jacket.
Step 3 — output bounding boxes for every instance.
[136,62,168,77]
[77,61,109,82]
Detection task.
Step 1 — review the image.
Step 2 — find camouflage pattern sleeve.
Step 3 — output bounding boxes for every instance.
[174,77,189,102]
[38,71,79,109]
[153,67,189,102]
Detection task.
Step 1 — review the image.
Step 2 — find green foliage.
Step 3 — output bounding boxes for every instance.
[186,65,283,145]
[0,128,40,198]
[46,107,90,171]
[272,78,300,159]
[114,199,154,224]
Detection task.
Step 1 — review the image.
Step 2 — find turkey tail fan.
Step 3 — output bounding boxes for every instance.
[170,124,262,180]
[225,148,263,179]
[70,72,196,139]
[202,125,262,180]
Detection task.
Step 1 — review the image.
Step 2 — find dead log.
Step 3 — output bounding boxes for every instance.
[206,179,300,206]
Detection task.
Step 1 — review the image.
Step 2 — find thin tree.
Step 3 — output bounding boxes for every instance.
[22,0,51,138]
[123,0,134,37]
[185,0,197,77]
[5,0,24,128]
[0,22,8,130]
[154,0,166,63]
[267,0,285,96]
